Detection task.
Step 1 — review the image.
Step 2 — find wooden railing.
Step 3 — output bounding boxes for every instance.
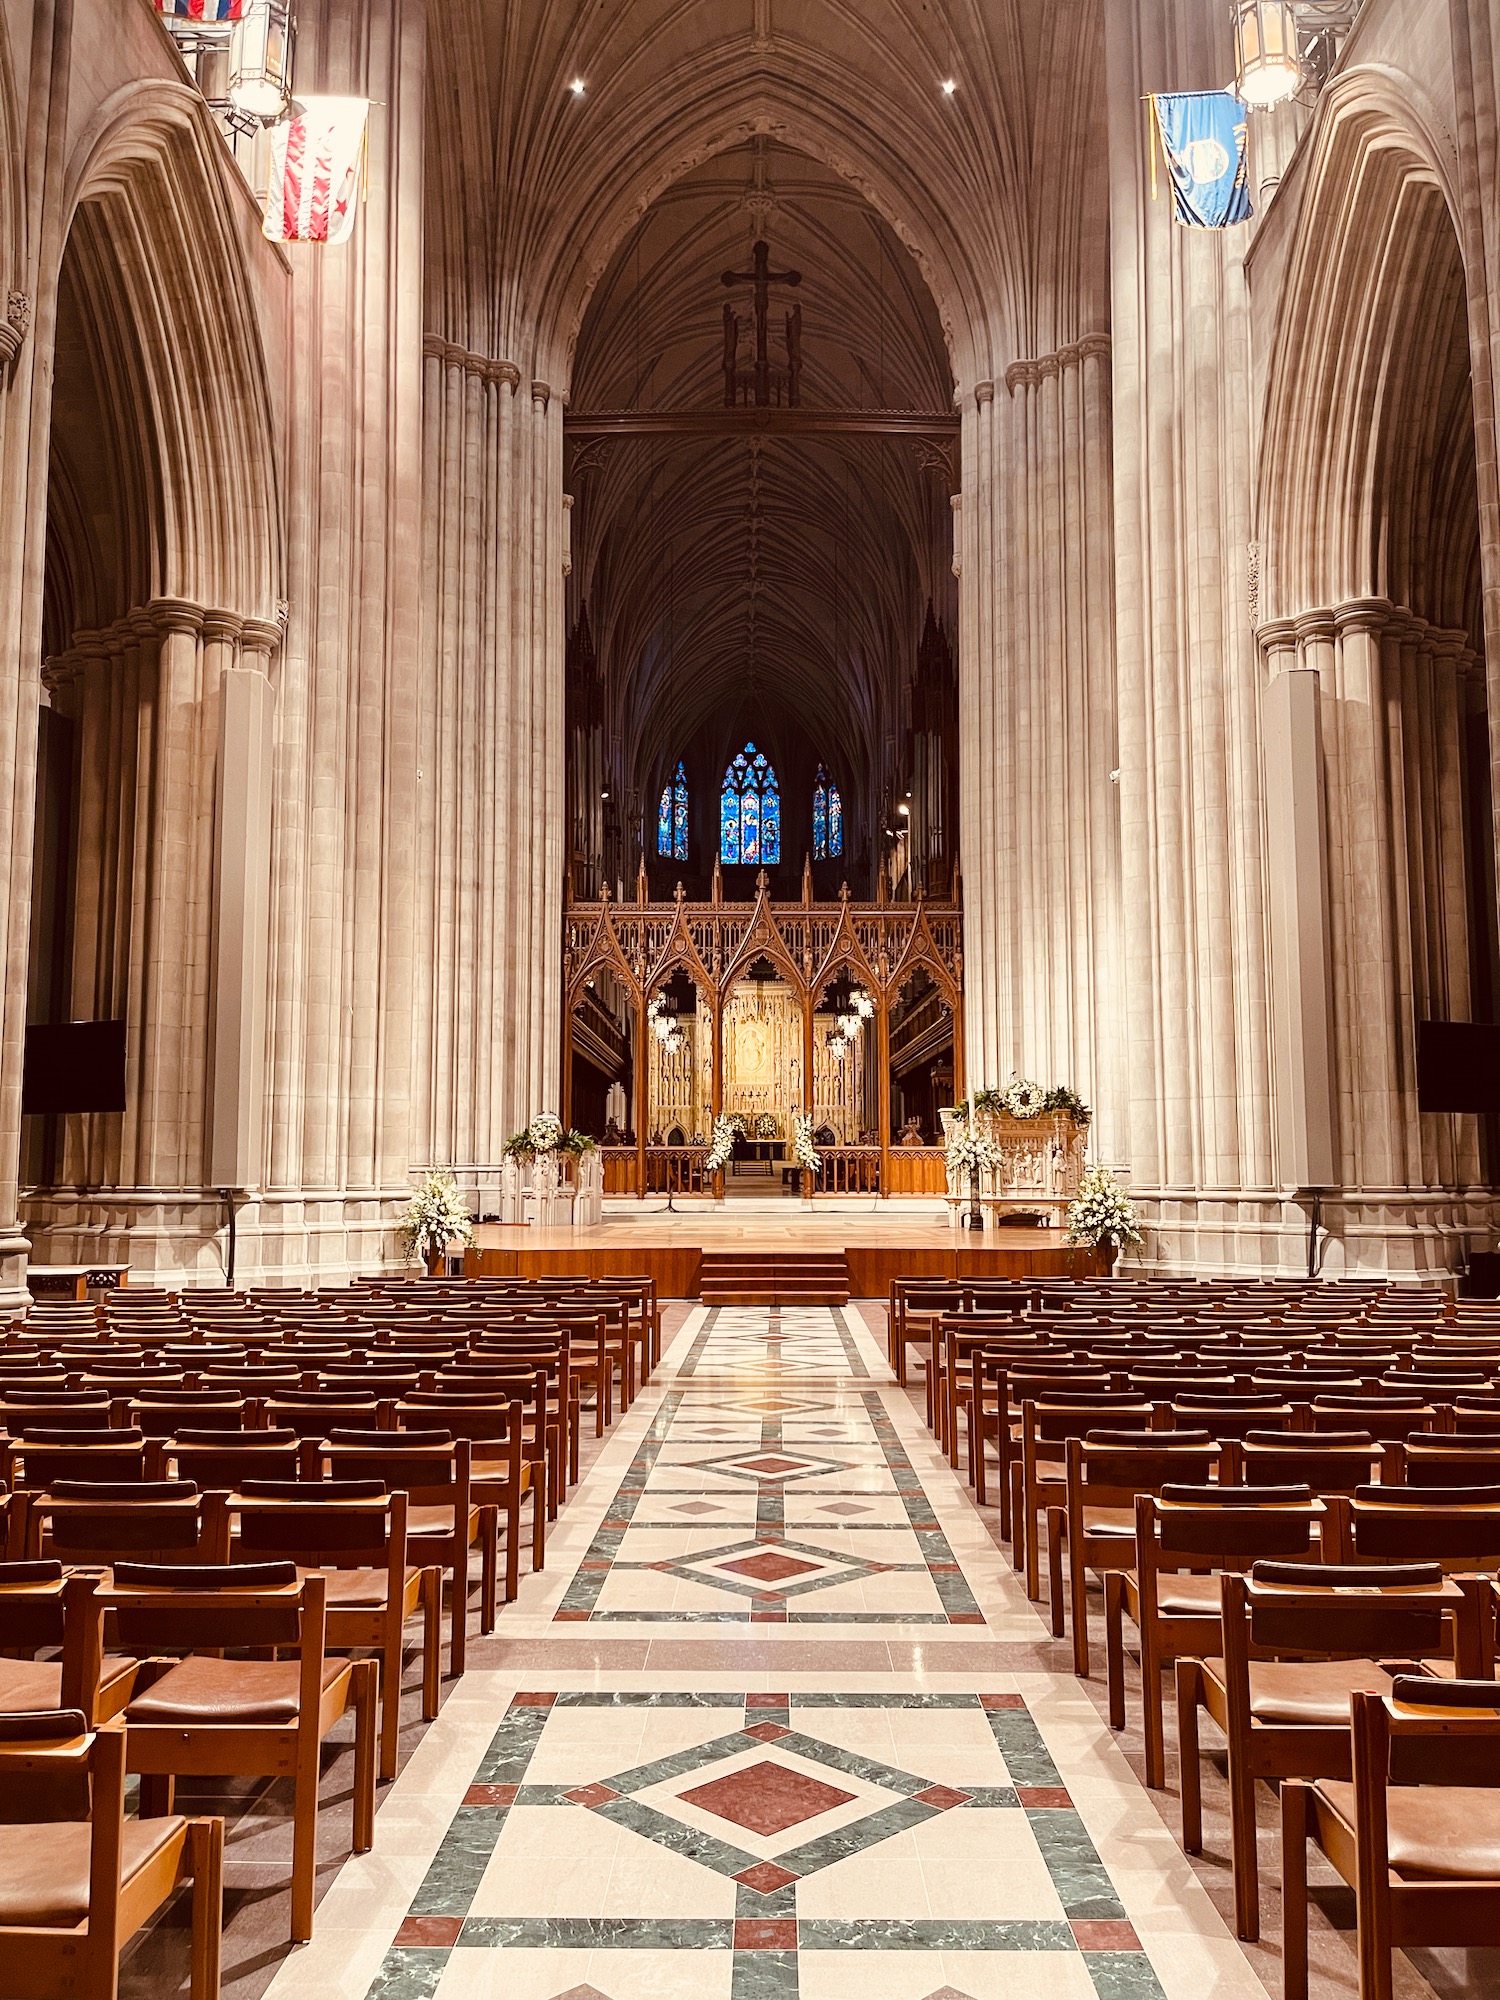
[813,1147,882,1195]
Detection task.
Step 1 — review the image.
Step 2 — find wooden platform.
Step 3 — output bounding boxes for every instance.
[467,1202,1108,1297]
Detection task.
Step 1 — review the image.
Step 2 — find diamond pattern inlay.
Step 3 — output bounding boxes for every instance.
[677,1758,856,1836]
[718,1551,821,1583]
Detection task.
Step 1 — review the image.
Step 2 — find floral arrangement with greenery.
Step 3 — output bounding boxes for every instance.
[705,1115,739,1176]
[502,1114,598,1162]
[966,1076,1093,1127]
[400,1169,476,1267]
[1066,1165,1141,1251]
[792,1112,822,1173]
[752,1111,779,1140]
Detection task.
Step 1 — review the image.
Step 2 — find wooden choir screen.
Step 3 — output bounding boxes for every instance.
[563,875,962,1198]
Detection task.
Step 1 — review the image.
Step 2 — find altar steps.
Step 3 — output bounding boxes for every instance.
[699,1251,850,1307]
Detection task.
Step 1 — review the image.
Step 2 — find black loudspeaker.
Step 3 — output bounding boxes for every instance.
[1466,1252,1500,1300]
[22,1021,127,1115]
[1416,1021,1500,1116]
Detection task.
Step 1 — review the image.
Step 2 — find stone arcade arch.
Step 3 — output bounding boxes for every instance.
[1256,77,1500,1258]
[23,90,284,1277]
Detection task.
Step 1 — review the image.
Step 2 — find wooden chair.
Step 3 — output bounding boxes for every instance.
[1283,1678,1500,2000]
[392,1397,545,1604]
[21,1481,229,1570]
[146,1427,303,1486]
[1228,1429,1385,1494]
[1104,1485,1325,1789]
[110,1561,376,1943]
[0,1710,223,2000]
[1047,1430,1223,1674]
[231,1482,441,1781]
[0,1565,134,1723]
[1012,1393,1153,1599]
[1178,1561,1480,1939]
[312,1433,490,1674]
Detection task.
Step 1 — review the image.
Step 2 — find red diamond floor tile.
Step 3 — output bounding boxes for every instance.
[717,1551,823,1583]
[677,1757,857,1836]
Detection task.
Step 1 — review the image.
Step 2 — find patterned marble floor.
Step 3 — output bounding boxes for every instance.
[262,1305,1268,2000]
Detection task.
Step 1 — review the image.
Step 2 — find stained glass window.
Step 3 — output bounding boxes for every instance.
[718,742,780,865]
[657,761,689,860]
[813,764,842,860]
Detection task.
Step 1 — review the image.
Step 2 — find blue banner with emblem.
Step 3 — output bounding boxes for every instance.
[1149,91,1252,228]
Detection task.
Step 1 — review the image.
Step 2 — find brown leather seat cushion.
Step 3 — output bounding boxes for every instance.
[125,1655,347,1724]
[408,1504,464,1536]
[1154,1573,1222,1616]
[1315,1781,1500,1879]
[1080,1504,1135,1537]
[310,1565,423,1608]
[1203,1656,1396,1724]
[0,1655,137,1710]
[0,1816,183,1925]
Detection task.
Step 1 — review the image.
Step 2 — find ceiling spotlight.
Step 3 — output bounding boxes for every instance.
[898,802,910,816]
[569,77,586,97]
[941,78,957,96]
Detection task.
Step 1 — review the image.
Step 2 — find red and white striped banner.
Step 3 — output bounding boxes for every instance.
[263,96,369,246]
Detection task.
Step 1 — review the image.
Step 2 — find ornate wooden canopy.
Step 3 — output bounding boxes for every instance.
[564,872,962,1015]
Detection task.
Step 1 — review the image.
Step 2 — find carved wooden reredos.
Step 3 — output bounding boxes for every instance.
[564,875,962,1020]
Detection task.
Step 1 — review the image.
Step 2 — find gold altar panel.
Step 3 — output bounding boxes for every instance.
[723,981,802,1131]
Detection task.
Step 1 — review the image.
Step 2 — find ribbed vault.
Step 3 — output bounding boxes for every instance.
[568,139,954,886]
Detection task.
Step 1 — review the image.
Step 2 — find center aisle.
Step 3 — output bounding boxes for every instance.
[272,1306,1264,2000]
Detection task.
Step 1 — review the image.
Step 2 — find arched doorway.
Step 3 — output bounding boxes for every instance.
[24,105,282,1275]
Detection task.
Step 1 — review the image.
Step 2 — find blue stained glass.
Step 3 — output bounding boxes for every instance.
[658,786,672,856]
[720,787,741,862]
[813,783,827,859]
[719,741,779,866]
[673,791,688,857]
[742,787,761,863]
[761,786,779,863]
[828,783,843,858]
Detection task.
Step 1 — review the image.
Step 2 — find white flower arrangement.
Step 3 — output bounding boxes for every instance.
[792,1112,821,1173]
[400,1169,476,1267]
[945,1117,1003,1180]
[1066,1165,1142,1250]
[705,1114,739,1176]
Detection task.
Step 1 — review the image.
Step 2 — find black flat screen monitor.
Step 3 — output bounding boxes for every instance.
[22,1020,127,1115]
[1416,1020,1500,1116]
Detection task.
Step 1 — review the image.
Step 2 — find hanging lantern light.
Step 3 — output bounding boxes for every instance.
[1232,0,1300,107]
[229,0,294,119]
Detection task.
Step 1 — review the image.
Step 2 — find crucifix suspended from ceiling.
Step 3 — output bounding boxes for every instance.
[722,239,802,408]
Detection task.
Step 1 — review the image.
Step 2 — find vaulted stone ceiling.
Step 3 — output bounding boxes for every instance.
[567,138,954,845]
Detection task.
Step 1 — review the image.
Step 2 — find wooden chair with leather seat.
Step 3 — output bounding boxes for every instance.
[1227,1429,1385,1495]
[108,1560,376,1944]
[0,1709,223,2000]
[310,1432,490,1674]
[230,1481,441,1781]
[392,1396,544,1605]
[146,1427,304,1487]
[1012,1391,1153,1599]
[1104,1484,1326,1789]
[1047,1430,1224,1674]
[1283,1678,1500,2000]
[0,1566,134,1723]
[1178,1561,1483,1940]
[21,1481,230,1571]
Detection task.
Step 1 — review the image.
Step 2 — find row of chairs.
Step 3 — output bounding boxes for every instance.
[888,1272,1500,1998]
[0,1271,660,1986]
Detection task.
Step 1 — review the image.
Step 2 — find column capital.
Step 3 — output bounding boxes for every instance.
[972,379,995,407]
[1330,596,1396,638]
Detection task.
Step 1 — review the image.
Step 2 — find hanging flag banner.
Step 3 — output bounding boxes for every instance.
[154,0,247,18]
[1148,91,1252,228]
[263,96,369,246]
